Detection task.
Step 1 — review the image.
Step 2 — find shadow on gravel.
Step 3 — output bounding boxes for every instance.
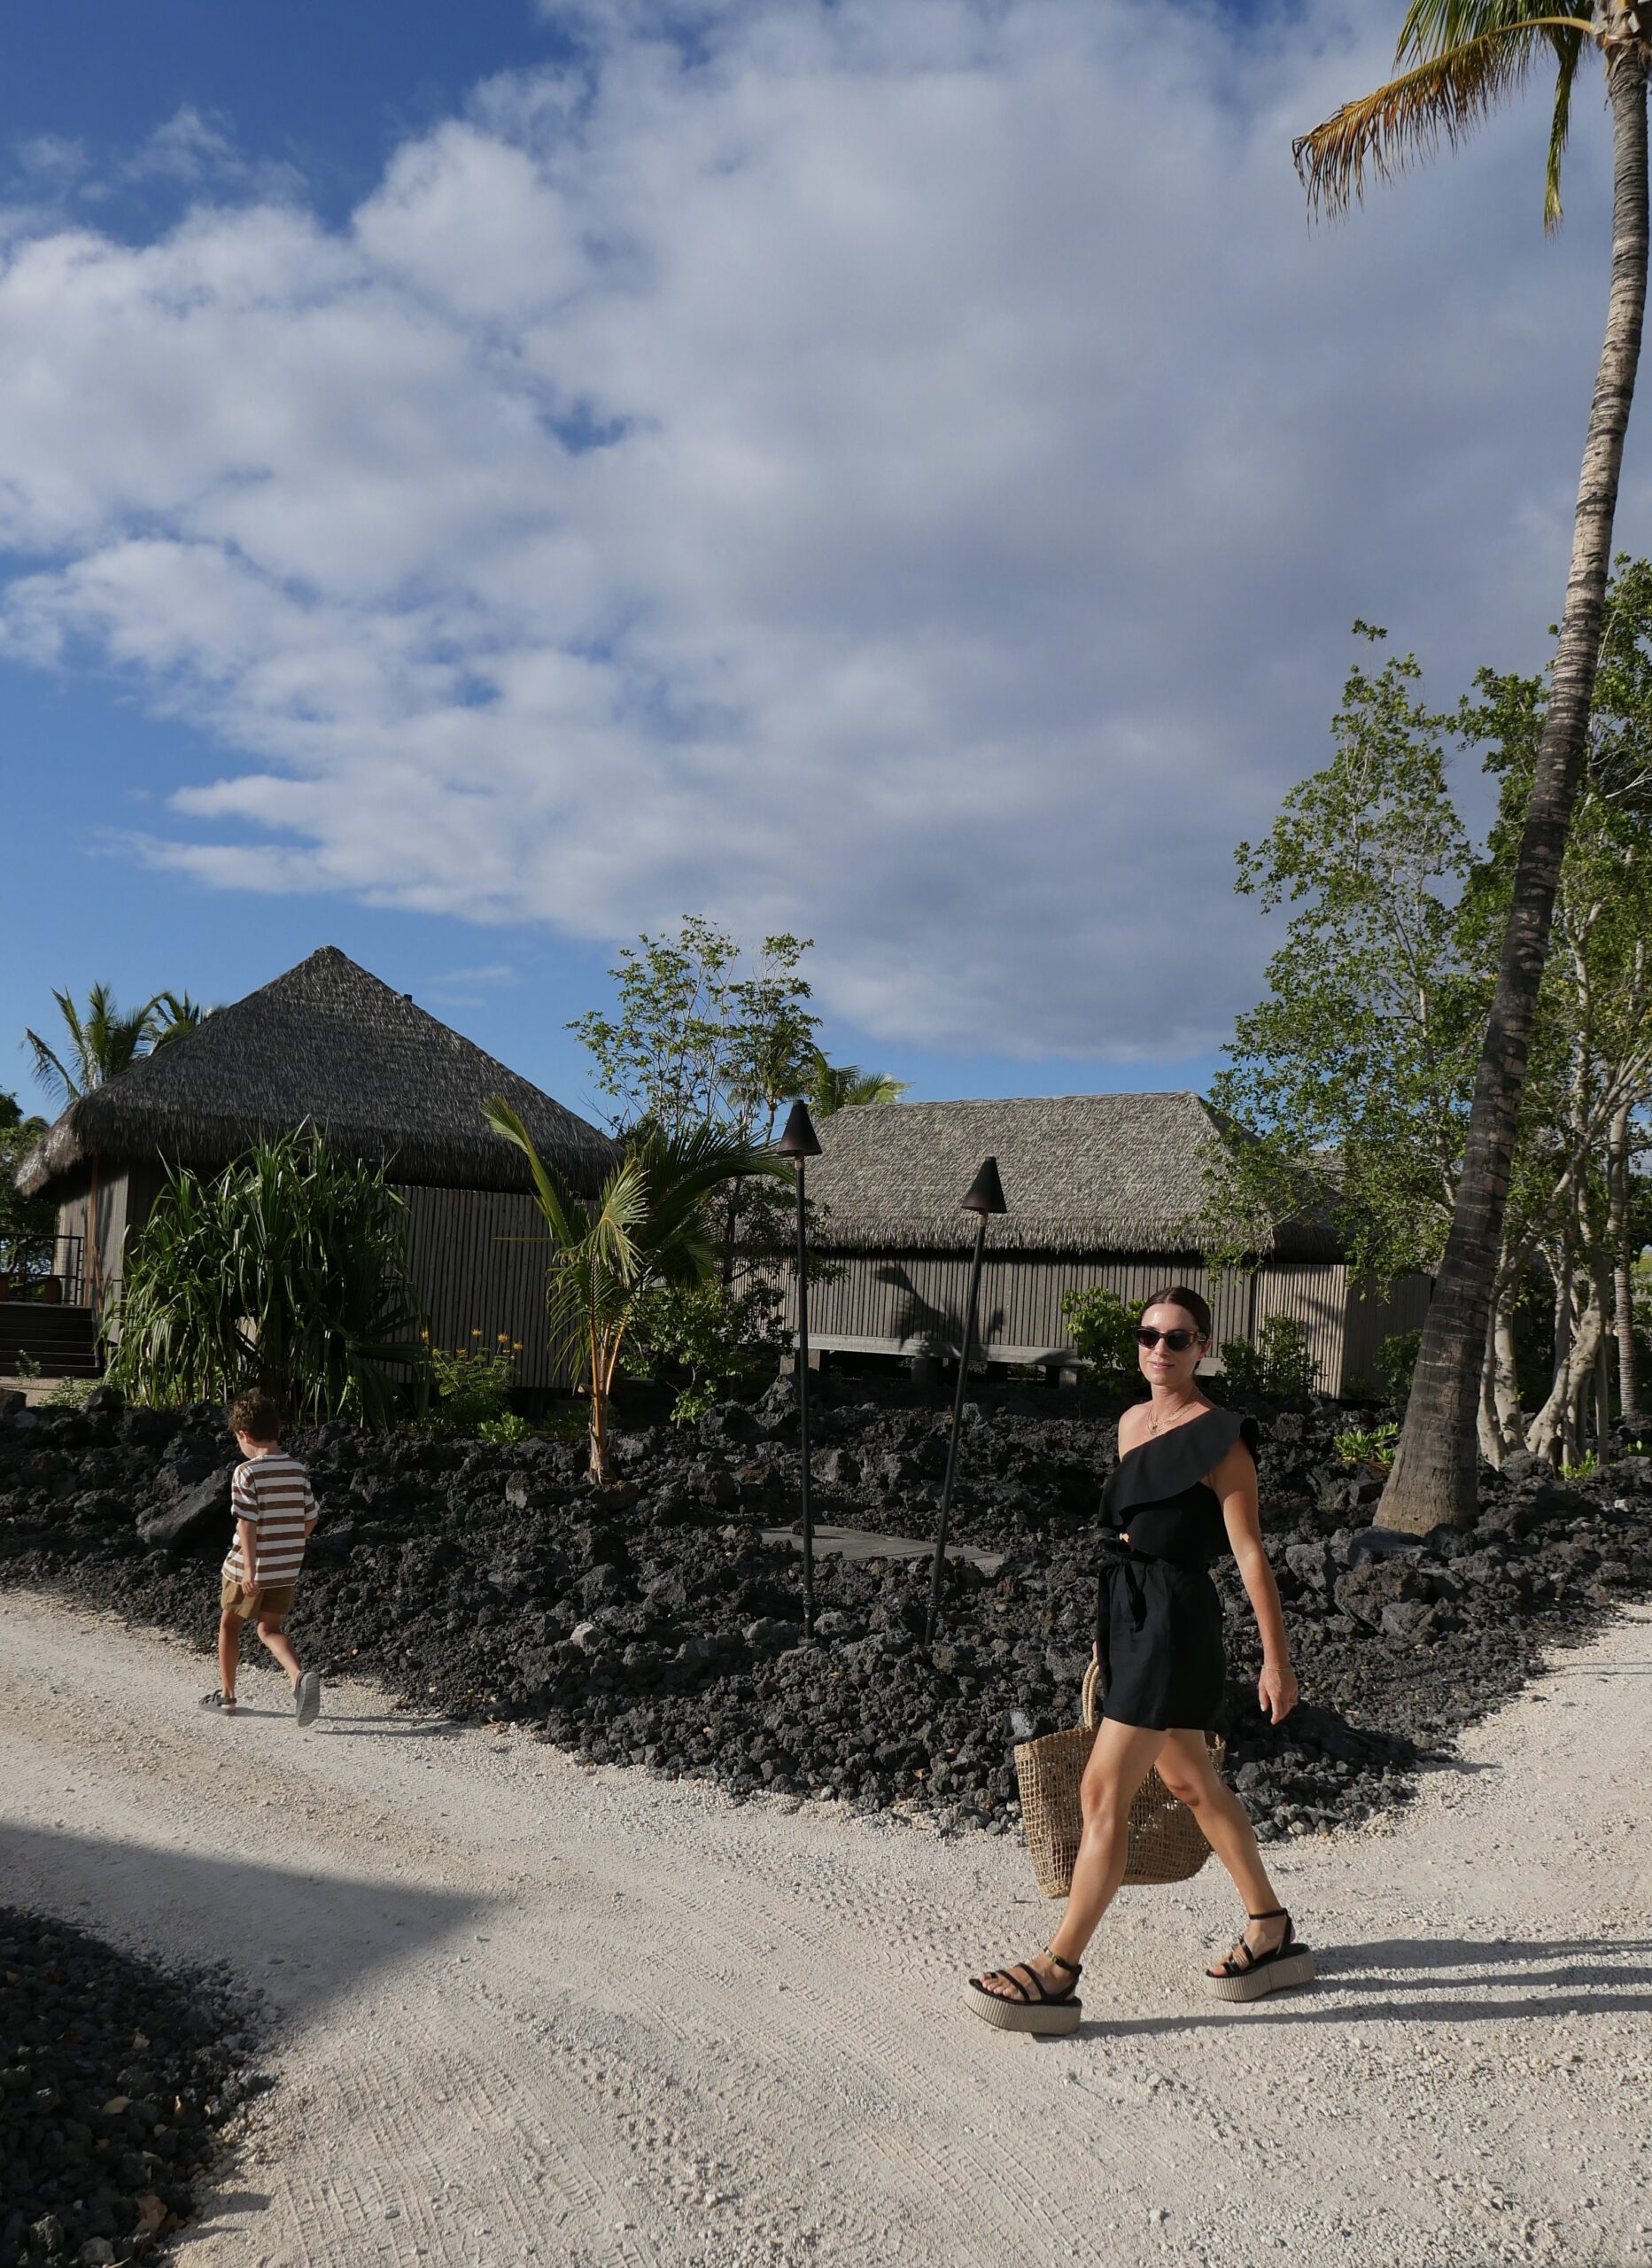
[0,1821,490,2020]
[318,1712,468,1741]
[1091,1933,1652,2038]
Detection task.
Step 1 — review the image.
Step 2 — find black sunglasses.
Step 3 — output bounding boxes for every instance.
[1134,1325,1201,1351]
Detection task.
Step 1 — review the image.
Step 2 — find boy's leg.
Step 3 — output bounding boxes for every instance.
[217,1609,243,1700]
[255,1614,302,1686]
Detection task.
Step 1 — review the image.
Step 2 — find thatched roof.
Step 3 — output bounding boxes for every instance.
[803,1091,1338,1260]
[16,947,615,1200]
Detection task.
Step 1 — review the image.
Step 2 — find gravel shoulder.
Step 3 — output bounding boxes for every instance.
[3,1587,1649,2268]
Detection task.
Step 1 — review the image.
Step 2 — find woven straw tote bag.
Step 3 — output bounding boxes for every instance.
[1014,1660,1225,1898]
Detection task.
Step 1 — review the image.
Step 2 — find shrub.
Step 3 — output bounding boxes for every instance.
[1333,1419,1400,1470]
[1059,1286,1139,1393]
[1377,1328,1423,1411]
[42,1375,96,1409]
[1219,1314,1320,1400]
[423,1332,520,1437]
[107,1130,424,1426]
[478,1410,532,1446]
[631,1280,780,1426]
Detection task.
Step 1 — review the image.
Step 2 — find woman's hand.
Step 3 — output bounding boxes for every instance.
[1258,1659,1298,1724]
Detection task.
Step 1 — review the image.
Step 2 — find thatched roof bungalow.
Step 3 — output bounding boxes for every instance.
[15,947,615,1386]
[785,1092,1429,1399]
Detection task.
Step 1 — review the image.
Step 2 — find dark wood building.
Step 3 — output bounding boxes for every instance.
[783,1092,1431,1399]
[13,947,615,1386]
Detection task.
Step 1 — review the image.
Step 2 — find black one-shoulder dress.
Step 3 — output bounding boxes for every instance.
[1095,1408,1260,1733]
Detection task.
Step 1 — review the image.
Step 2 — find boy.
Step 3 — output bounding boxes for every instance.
[200,1388,322,1725]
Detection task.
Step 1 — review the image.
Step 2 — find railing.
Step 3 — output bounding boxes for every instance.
[0,1232,87,1307]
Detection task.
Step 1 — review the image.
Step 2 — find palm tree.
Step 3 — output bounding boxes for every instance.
[25,983,162,1107]
[804,1046,910,1118]
[1296,3,1650,1530]
[149,991,212,1049]
[483,1098,784,1482]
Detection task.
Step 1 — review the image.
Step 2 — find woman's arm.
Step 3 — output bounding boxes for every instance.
[1212,1441,1298,1725]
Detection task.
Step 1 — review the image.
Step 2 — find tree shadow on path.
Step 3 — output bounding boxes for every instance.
[0,1820,489,2025]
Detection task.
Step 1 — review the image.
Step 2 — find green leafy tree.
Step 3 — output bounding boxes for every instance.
[803,1047,909,1117]
[483,1097,783,1481]
[0,1091,53,1285]
[1454,576,1652,1456]
[1205,628,1483,1291]
[571,920,826,1381]
[1296,4,1652,1529]
[1211,577,1652,1467]
[570,919,818,1144]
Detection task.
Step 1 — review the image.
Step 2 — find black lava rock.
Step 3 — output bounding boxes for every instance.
[3,1386,1649,1845]
[136,1466,236,1555]
[0,1906,266,2268]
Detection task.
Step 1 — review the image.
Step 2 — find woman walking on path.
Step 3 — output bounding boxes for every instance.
[967,1285,1313,2033]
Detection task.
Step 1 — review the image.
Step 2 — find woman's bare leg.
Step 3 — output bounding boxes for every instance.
[973,1719,1165,2000]
[1154,1729,1289,1969]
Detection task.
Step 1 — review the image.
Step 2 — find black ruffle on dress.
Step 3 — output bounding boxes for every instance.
[1095,1408,1260,1732]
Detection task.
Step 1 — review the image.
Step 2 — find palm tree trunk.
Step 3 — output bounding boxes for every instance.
[1381,48,1650,1532]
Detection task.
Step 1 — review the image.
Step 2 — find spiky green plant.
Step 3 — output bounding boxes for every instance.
[107,1129,425,1425]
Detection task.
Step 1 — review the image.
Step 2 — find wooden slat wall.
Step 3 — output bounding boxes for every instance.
[784,1254,1313,1363]
[393,1184,563,1386]
[779,1251,1432,1397]
[56,1169,132,1330]
[1341,1272,1433,1395]
[1246,1264,1349,1396]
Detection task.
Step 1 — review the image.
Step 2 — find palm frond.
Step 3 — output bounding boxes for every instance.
[25,1029,80,1107]
[482,1096,587,1247]
[1397,0,1590,63]
[1542,22,1586,226]
[1294,16,1596,219]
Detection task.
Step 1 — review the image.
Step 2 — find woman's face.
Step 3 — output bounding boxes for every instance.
[1136,1301,1208,1393]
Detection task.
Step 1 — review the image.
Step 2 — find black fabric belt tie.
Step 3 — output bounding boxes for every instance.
[1097,1536,1152,1635]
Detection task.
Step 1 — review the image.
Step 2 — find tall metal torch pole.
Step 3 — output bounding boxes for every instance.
[926,1156,1006,1646]
[777,1101,823,1640]
[795,1153,815,1639]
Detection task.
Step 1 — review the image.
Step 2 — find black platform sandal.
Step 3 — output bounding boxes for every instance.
[966,1948,1082,2035]
[1205,1907,1315,2003]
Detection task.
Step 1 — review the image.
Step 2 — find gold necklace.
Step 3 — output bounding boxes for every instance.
[1147,1398,1203,1436]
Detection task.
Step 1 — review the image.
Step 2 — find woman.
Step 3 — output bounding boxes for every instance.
[967,1285,1312,2033]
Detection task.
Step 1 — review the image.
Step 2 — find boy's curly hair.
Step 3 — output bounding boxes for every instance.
[229,1389,282,1443]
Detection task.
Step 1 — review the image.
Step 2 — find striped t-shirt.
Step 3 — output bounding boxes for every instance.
[222,1451,317,1587]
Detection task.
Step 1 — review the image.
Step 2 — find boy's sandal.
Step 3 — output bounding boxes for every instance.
[199,1689,237,1713]
[1205,1907,1315,2003]
[966,1948,1082,2035]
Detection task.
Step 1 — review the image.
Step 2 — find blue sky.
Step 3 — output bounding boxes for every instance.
[1,1,1640,1129]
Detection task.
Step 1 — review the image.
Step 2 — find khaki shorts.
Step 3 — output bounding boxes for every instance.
[221,1577,298,1621]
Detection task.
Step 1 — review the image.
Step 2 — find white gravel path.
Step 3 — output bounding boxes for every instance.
[2,1586,1649,2268]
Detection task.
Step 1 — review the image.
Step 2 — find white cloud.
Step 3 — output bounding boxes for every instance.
[126,106,239,184]
[0,1,1632,1058]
